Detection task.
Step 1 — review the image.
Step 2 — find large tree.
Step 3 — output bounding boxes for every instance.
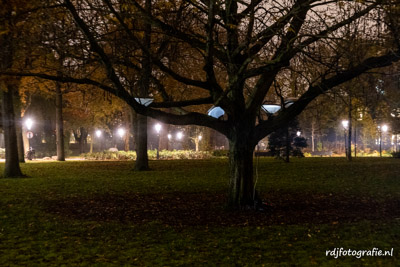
[0,0,32,177]
[5,0,400,207]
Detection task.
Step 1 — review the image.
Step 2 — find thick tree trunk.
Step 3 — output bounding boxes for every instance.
[15,109,25,163]
[74,127,87,154]
[347,94,352,161]
[124,118,130,152]
[285,126,290,163]
[134,0,151,171]
[311,122,315,152]
[55,82,65,161]
[89,130,94,153]
[228,134,255,208]
[134,114,149,170]
[2,84,23,177]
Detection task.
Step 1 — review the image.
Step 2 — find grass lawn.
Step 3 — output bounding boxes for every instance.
[1,158,400,266]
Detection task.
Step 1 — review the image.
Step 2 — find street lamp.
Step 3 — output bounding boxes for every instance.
[167,133,172,151]
[117,128,125,138]
[378,124,388,157]
[24,118,35,156]
[195,135,203,152]
[342,120,349,157]
[25,118,34,131]
[177,131,183,140]
[95,130,102,138]
[154,123,162,159]
[296,131,301,137]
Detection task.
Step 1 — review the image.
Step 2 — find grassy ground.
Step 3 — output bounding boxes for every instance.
[1,158,400,266]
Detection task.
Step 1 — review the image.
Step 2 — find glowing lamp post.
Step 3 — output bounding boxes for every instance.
[117,128,125,138]
[154,123,161,159]
[378,124,388,157]
[296,131,301,137]
[167,133,172,150]
[95,130,102,151]
[195,135,202,152]
[177,131,183,140]
[24,118,34,154]
[342,120,349,157]
[25,118,33,131]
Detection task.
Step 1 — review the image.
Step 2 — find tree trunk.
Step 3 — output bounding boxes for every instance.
[134,114,149,170]
[311,122,315,152]
[228,134,255,208]
[89,130,94,153]
[124,119,130,152]
[55,82,65,161]
[134,0,151,171]
[15,107,25,163]
[347,94,352,161]
[285,126,290,163]
[2,84,23,177]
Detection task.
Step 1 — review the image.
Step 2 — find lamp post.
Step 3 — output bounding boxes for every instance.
[342,120,349,157]
[117,128,125,150]
[379,124,388,157]
[167,134,172,150]
[154,123,161,159]
[195,134,202,152]
[296,131,301,137]
[25,118,33,131]
[25,118,34,144]
[117,128,125,138]
[24,118,34,159]
[95,130,102,151]
[177,131,183,140]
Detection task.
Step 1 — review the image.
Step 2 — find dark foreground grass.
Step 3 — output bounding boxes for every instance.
[1,158,400,266]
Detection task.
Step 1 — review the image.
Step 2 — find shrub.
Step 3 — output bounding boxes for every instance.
[81,150,215,160]
[392,152,400,158]
[212,150,229,157]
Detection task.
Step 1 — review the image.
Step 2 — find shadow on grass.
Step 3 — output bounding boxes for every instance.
[41,192,400,227]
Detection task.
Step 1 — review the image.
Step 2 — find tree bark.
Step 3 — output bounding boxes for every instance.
[134,0,151,171]
[73,127,87,154]
[2,84,23,177]
[55,82,65,161]
[285,126,290,163]
[134,114,149,170]
[89,130,94,153]
[347,94,352,161]
[311,122,315,152]
[228,126,256,208]
[15,105,25,163]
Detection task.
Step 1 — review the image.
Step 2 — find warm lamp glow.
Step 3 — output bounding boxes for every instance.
[117,128,125,138]
[25,118,34,130]
[154,123,162,134]
[341,120,349,129]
